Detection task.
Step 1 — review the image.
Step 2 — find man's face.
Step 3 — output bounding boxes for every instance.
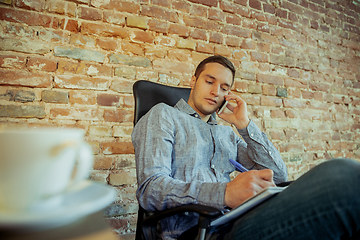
[188,62,233,118]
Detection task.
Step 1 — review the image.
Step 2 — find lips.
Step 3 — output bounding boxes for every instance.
[206,98,217,105]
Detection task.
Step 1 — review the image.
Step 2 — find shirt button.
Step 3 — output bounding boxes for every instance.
[211,165,215,168]
[195,114,198,118]
[269,151,272,155]
[250,133,254,137]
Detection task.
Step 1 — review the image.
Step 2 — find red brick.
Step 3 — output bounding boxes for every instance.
[242,94,260,105]
[271,109,286,118]
[69,91,97,105]
[0,55,27,69]
[46,0,76,16]
[257,22,270,33]
[209,8,225,21]
[260,96,282,106]
[103,10,126,26]
[0,6,53,28]
[172,0,191,12]
[27,57,57,72]
[97,94,121,107]
[91,0,140,13]
[81,22,129,38]
[285,109,298,118]
[168,23,189,37]
[226,36,241,47]
[50,107,102,120]
[222,25,251,38]
[288,69,300,78]
[226,15,242,25]
[57,60,112,77]
[257,73,283,85]
[234,81,248,93]
[141,5,179,23]
[283,99,306,108]
[214,45,232,57]
[266,15,277,25]
[301,90,314,99]
[263,3,275,14]
[148,19,169,33]
[59,18,78,32]
[249,0,262,10]
[191,29,207,41]
[309,82,330,92]
[284,78,307,88]
[250,51,268,62]
[241,39,256,49]
[276,8,288,19]
[0,69,52,87]
[262,85,276,95]
[104,109,133,123]
[93,155,113,170]
[257,42,271,53]
[184,15,219,31]
[188,0,217,7]
[196,42,214,54]
[114,97,131,112]
[269,130,285,140]
[279,143,304,152]
[15,0,45,11]
[131,30,154,43]
[121,42,144,56]
[152,0,171,7]
[242,18,257,29]
[96,38,118,51]
[54,75,111,90]
[209,32,224,44]
[78,6,102,21]
[278,19,296,30]
[190,4,207,17]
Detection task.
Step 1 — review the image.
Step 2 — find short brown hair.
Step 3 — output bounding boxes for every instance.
[194,55,236,85]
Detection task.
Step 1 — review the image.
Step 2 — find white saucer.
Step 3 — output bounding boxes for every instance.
[0,180,115,231]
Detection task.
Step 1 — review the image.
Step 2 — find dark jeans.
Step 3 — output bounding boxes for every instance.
[183,158,360,240]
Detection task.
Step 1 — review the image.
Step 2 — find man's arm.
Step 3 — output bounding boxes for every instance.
[132,104,227,211]
[218,92,288,208]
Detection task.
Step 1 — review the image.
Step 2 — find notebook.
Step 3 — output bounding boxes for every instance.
[210,186,287,226]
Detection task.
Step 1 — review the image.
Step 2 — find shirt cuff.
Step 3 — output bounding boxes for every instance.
[237,120,262,144]
[197,181,228,210]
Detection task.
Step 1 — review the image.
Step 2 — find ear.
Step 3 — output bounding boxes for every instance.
[190,75,196,89]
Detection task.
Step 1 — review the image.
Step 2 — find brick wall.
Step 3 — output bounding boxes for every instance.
[0,0,359,238]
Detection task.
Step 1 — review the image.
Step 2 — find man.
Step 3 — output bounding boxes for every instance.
[132,55,360,239]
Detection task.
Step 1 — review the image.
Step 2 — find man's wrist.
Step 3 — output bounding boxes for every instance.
[234,118,250,129]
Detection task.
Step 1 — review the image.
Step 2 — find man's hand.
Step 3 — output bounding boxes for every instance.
[217,92,250,129]
[224,169,276,209]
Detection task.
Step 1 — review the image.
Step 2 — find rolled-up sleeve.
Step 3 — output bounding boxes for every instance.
[236,120,288,184]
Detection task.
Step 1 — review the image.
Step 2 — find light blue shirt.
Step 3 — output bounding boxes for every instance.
[132,99,288,239]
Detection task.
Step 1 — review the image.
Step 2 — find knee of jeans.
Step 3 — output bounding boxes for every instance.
[316,158,360,189]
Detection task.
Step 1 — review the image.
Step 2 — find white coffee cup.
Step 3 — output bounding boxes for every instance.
[0,128,93,213]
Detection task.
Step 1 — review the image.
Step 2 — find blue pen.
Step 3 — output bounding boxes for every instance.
[229,159,249,172]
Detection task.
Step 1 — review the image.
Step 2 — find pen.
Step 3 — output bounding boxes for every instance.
[229,159,249,172]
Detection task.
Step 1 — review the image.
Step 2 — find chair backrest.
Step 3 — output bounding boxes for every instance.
[133,80,191,126]
[133,80,191,240]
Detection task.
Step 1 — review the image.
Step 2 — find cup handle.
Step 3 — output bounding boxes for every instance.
[70,143,94,187]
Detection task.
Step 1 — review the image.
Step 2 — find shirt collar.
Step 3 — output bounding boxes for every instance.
[174,99,218,125]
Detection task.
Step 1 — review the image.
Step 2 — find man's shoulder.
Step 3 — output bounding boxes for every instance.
[149,102,176,115]
[138,103,178,124]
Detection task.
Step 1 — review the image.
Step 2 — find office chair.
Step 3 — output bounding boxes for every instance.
[133,80,223,240]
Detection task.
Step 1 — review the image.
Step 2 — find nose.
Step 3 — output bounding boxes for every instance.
[211,84,220,96]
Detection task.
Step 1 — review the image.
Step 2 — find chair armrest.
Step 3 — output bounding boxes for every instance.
[142,204,222,240]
